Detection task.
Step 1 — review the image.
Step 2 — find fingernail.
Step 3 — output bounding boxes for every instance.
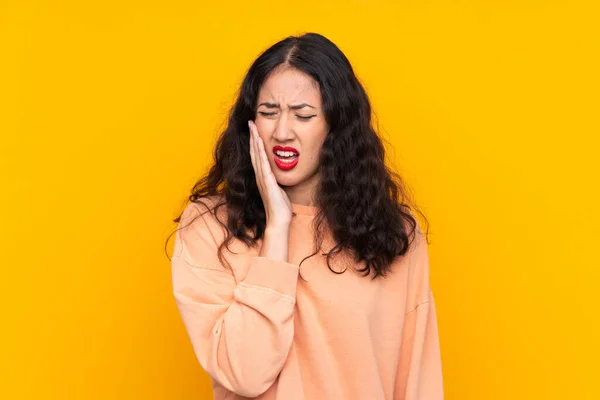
[248,121,252,130]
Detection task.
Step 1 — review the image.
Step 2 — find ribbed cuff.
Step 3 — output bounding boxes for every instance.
[242,256,300,298]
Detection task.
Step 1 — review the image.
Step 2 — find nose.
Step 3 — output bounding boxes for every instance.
[271,114,295,142]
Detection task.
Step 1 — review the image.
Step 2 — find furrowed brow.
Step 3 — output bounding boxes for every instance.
[258,102,279,108]
[289,103,315,110]
[257,102,315,110]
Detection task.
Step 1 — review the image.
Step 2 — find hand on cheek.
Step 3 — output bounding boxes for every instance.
[248,120,293,228]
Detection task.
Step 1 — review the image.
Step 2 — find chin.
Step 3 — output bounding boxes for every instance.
[273,171,302,187]
[275,178,299,188]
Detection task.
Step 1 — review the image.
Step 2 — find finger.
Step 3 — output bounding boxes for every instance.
[249,121,257,173]
[257,135,273,178]
[258,135,280,192]
[250,122,264,192]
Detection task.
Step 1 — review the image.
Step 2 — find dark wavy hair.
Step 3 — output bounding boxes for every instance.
[166,32,429,280]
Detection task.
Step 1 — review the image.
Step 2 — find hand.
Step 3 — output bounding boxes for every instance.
[248,120,293,229]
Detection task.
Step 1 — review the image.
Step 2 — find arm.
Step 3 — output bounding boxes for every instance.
[171,202,299,398]
[394,229,444,399]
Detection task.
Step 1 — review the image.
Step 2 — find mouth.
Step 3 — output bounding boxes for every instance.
[273,146,299,171]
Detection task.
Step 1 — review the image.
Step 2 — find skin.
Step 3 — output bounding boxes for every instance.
[248,66,329,262]
[249,66,329,218]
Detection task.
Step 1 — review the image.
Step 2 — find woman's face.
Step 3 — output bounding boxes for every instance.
[254,67,329,202]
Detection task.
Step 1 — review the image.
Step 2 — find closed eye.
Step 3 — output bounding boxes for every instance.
[258,111,316,121]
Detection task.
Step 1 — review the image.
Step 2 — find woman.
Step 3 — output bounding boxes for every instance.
[169,32,443,399]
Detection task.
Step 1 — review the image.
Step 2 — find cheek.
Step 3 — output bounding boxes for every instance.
[305,128,327,159]
[255,117,275,133]
[252,119,264,138]
[303,139,326,163]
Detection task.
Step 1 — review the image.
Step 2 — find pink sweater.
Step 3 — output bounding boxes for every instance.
[171,196,444,399]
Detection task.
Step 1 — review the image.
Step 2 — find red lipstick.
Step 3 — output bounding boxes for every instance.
[272,145,300,171]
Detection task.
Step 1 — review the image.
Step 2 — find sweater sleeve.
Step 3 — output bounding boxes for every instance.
[171,201,299,398]
[394,228,444,399]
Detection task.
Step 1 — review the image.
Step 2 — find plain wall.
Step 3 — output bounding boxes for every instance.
[1,1,598,399]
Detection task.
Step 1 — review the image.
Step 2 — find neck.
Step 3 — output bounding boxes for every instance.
[282,173,319,206]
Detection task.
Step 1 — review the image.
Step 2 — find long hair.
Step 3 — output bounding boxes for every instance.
[166,32,429,279]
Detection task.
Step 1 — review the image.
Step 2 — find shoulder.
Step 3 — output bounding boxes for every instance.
[181,194,226,218]
[173,195,234,270]
[404,218,432,309]
[407,220,427,259]
[178,195,229,248]
[180,194,228,224]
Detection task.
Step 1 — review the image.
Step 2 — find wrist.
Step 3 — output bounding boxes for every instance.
[265,222,291,234]
[260,226,290,262]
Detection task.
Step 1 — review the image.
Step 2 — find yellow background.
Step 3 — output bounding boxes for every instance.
[1,1,598,399]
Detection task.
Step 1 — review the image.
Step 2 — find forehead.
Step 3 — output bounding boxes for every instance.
[258,67,321,104]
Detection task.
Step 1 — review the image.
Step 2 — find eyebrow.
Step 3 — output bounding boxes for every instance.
[258,102,316,110]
